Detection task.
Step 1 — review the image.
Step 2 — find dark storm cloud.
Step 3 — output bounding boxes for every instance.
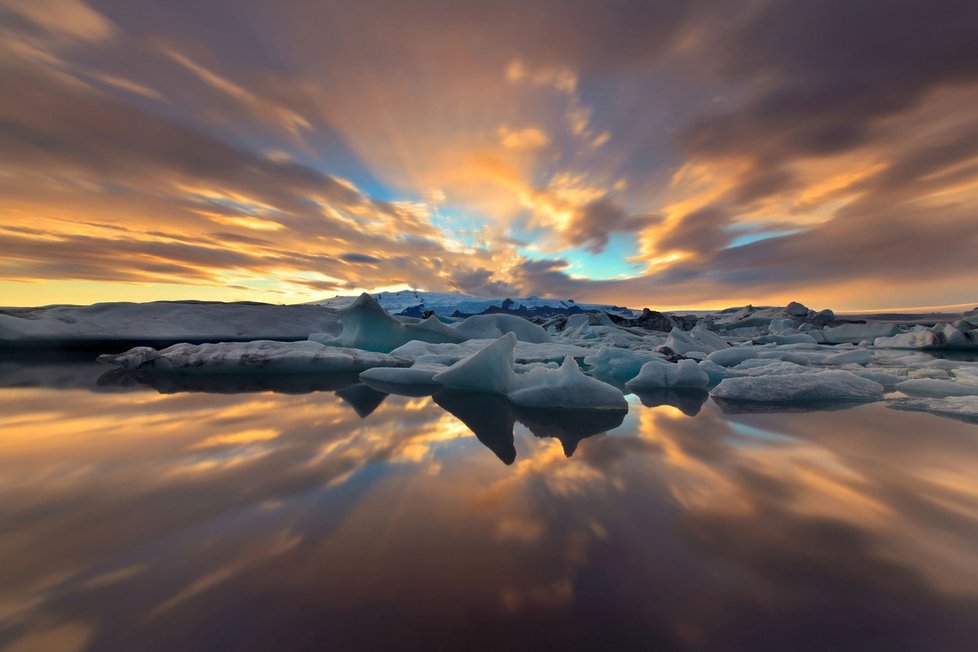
[679,0,978,197]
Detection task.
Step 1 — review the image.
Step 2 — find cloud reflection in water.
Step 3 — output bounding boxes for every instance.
[0,358,976,650]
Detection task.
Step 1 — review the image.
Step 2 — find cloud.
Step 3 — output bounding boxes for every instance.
[563,197,660,253]
[1,0,977,309]
[498,126,550,150]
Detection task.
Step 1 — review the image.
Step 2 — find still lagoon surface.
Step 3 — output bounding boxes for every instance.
[1,355,977,651]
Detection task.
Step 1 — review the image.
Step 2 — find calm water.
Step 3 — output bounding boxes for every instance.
[1,356,978,651]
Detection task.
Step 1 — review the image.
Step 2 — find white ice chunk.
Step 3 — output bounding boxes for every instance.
[711,370,884,403]
[907,368,950,380]
[311,293,462,352]
[820,323,900,344]
[752,333,818,345]
[359,364,446,385]
[768,318,798,335]
[391,339,591,365]
[822,348,874,366]
[98,340,409,374]
[432,333,519,394]
[625,358,709,390]
[894,378,978,398]
[845,368,906,388]
[584,346,663,381]
[698,359,743,384]
[426,334,626,409]
[451,314,551,343]
[665,326,729,355]
[874,324,978,350]
[732,359,814,376]
[508,356,628,410]
[706,346,762,367]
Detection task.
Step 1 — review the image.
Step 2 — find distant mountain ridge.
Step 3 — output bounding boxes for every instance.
[315,290,637,318]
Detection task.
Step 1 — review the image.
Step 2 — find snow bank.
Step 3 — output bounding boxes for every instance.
[98,340,409,374]
[711,370,884,403]
[0,302,340,347]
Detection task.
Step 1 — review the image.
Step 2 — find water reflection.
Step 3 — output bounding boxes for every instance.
[0,355,977,650]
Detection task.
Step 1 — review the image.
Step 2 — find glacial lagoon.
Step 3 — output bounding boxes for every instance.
[1,354,977,651]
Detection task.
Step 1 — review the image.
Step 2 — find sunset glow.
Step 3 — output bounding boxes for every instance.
[1,0,977,310]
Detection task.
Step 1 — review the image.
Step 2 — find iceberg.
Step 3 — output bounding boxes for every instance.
[431,334,627,409]
[450,313,551,343]
[359,364,446,386]
[894,378,978,398]
[818,323,900,344]
[310,293,462,352]
[822,348,874,365]
[508,356,628,410]
[311,294,553,353]
[664,326,729,355]
[390,339,591,365]
[431,333,517,394]
[98,340,409,374]
[706,346,762,367]
[625,358,709,390]
[584,346,663,382]
[711,370,884,403]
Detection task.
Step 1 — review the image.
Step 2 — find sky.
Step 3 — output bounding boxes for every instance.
[1,0,977,311]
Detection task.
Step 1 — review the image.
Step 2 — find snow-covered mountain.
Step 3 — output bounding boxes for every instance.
[315,290,637,318]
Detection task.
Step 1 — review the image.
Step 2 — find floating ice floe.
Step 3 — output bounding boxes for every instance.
[711,370,885,403]
[429,333,627,410]
[625,358,709,390]
[98,340,409,373]
[508,356,629,409]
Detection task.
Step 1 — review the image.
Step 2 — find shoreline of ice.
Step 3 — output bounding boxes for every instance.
[9,292,978,419]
